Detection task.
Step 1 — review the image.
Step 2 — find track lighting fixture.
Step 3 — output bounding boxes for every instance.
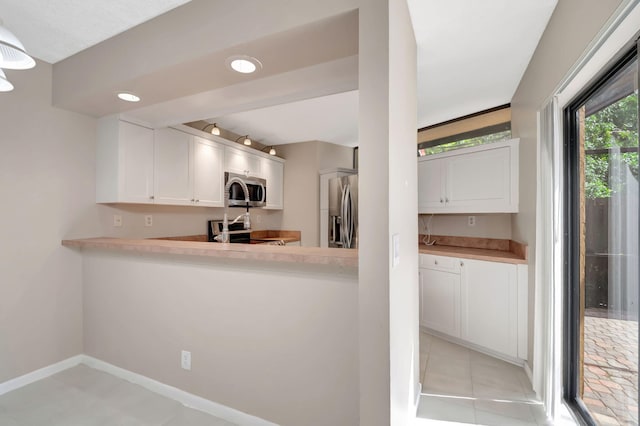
[236,135,251,146]
[202,123,220,135]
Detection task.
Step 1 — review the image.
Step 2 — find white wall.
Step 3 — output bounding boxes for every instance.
[419,214,513,239]
[82,252,358,426]
[358,0,418,424]
[511,0,623,363]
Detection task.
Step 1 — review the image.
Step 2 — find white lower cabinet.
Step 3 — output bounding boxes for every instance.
[460,259,518,358]
[420,268,461,337]
[419,254,527,361]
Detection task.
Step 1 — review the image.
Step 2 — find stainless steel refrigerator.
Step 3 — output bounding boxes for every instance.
[328,174,358,249]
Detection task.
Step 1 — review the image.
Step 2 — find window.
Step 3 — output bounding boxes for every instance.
[564,44,639,425]
[417,105,511,156]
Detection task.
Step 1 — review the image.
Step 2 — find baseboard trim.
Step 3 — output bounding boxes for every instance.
[0,354,84,396]
[0,355,277,426]
[524,361,534,386]
[81,356,277,426]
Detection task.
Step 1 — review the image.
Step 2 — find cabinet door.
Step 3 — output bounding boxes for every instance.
[261,158,284,210]
[120,121,154,203]
[460,259,518,358]
[225,146,262,177]
[154,128,193,205]
[420,268,461,337]
[418,157,445,213]
[193,136,224,207]
[445,145,515,212]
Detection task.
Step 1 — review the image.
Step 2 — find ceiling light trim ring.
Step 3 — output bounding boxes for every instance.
[117,92,141,102]
[225,55,262,74]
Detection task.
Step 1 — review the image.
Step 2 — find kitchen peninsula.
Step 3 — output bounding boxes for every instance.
[61,235,359,426]
[62,236,356,267]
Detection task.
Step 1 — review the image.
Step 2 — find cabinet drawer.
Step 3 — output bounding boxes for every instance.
[419,254,461,273]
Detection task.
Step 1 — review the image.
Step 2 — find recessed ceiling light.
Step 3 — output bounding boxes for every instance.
[226,55,262,74]
[117,92,141,102]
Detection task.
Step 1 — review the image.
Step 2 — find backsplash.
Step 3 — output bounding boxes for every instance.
[97,204,283,239]
[418,213,512,239]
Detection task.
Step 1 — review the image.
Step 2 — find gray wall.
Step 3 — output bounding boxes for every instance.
[511,0,624,363]
[277,140,353,247]
[82,253,358,426]
[0,61,98,383]
[419,214,513,239]
[0,60,285,384]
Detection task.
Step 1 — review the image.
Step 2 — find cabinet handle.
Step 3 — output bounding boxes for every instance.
[460,261,464,267]
[149,195,155,200]
[440,198,444,203]
[191,199,195,202]
[195,199,200,203]
[434,260,438,265]
[445,197,449,203]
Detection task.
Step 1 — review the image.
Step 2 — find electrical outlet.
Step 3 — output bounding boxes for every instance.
[468,216,476,227]
[113,215,122,227]
[144,215,153,227]
[181,350,191,371]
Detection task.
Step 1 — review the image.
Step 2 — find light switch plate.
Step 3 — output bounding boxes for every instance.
[392,233,400,268]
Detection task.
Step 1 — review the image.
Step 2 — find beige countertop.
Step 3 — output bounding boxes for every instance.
[62,237,357,267]
[418,234,528,265]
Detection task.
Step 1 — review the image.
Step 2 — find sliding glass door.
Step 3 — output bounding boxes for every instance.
[564,46,639,425]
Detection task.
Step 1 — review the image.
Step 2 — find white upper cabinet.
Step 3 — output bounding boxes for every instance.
[154,128,192,205]
[418,139,519,213]
[154,129,225,207]
[96,117,154,204]
[261,157,284,210]
[192,136,224,207]
[96,120,278,209]
[225,146,262,177]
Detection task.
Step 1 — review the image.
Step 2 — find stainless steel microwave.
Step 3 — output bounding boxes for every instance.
[224,172,266,207]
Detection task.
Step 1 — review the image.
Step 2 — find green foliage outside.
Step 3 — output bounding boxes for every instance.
[419,129,512,156]
[584,93,639,199]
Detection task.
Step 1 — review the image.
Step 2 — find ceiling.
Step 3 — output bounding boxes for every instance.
[0,0,191,64]
[0,0,557,147]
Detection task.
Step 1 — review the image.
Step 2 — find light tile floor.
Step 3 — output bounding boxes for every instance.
[0,364,238,426]
[417,331,549,425]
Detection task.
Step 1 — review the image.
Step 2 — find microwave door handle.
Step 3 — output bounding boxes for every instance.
[344,185,352,248]
[339,186,345,246]
[260,183,266,203]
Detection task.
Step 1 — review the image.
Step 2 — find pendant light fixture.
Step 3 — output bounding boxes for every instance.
[0,20,35,70]
[0,69,14,92]
[202,123,221,136]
